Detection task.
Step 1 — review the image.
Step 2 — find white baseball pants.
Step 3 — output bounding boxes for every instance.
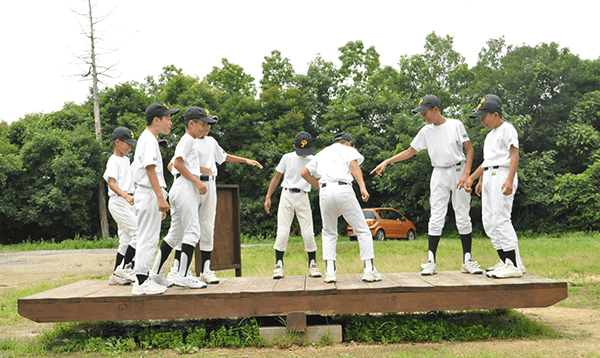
[273,189,317,252]
[428,164,472,236]
[108,196,137,255]
[134,186,168,276]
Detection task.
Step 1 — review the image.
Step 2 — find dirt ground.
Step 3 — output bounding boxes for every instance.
[1,249,599,357]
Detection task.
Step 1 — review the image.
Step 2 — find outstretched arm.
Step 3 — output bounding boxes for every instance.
[370,147,417,176]
[226,154,263,169]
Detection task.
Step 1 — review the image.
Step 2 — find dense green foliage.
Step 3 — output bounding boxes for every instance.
[1,33,600,243]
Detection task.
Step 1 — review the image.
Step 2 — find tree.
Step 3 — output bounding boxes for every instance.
[72,0,118,238]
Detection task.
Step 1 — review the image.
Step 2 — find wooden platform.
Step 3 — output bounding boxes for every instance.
[18,272,567,324]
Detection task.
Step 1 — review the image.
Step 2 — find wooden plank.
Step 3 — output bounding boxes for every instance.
[273,275,306,293]
[18,271,569,323]
[241,276,278,294]
[305,275,336,293]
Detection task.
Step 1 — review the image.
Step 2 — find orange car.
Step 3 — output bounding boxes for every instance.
[347,208,417,241]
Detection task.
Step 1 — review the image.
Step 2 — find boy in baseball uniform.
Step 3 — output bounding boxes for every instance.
[130,103,178,295]
[371,95,482,276]
[149,106,210,288]
[166,108,263,284]
[301,132,382,283]
[103,127,138,285]
[264,131,321,279]
[464,95,525,278]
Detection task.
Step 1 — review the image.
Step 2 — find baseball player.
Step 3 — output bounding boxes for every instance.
[166,108,263,284]
[149,106,209,289]
[301,132,382,283]
[464,94,525,278]
[371,95,482,276]
[264,131,321,279]
[103,127,138,286]
[130,103,178,295]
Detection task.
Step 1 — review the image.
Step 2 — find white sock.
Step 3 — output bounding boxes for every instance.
[428,250,435,263]
[326,260,335,273]
[364,259,374,271]
[464,252,472,263]
[203,259,211,273]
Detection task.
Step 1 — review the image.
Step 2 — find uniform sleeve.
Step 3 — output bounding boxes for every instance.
[140,139,160,169]
[410,127,428,152]
[275,154,288,174]
[345,147,364,166]
[506,124,519,149]
[457,120,470,143]
[213,139,228,165]
[305,156,318,177]
[103,157,116,183]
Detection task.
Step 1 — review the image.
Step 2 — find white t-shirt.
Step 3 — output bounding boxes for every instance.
[195,136,228,177]
[132,129,166,188]
[103,155,134,197]
[173,133,200,176]
[410,118,470,167]
[305,143,364,184]
[483,121,519,168]
[276,152,314,192]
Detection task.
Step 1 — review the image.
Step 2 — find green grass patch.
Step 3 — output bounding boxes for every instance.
[0,235,119,253]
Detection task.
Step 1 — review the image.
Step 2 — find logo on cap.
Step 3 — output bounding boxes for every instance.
[419,98,424,105]
[301,140,308,148]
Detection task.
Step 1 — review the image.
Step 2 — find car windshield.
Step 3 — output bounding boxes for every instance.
[363,210,376,220]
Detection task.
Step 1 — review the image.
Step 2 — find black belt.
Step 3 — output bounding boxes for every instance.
[175,174,214,181]
[483,166,500,171]
[285,188,304,193]
[321,181,349,188]
[439,161,464,169]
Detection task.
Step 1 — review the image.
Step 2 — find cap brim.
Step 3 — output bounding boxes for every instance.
[206,115,218,124]
[294,146,314,156]
[411,105,429,113]
[124,138,138,145]
[165,108,180,115]
[469,110,488,118]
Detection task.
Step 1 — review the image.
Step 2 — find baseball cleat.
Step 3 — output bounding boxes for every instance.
[273,262,284,279]
[200,270,220,284]
[362,268,382,282]
[461,260,484,274]
[109,274,131,286]
[132,279,167,295]
[308,260,322,278]
[114,266,136,282]
[149,271,174,288]
[324,271,337,283]
[420,261,437,276]
[172,274,207,289]
[489,259,523,279]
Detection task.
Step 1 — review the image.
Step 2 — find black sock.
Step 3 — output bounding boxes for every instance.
[114,253,124,271]
[174,249,182,265]
[137,274,148,285]
[123,245,136,267]
[307,251,316,266]
[428,235,441,262]
[201,250,212,273]
[504,250,517,266]
[182,244,196,276]
[497,249,507,262]
[154,240,174,274]
[460,233,472,263]
[275,250,285,264]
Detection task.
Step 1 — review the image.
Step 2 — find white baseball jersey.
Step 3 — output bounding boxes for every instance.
[103,155,135,196]
[411,118,469,167]
[132,129,166,188]
[195,136,227,176]
[173,133,201,176]
[276,152,314,192]
[482,121,519,168]
[305,143,362,184]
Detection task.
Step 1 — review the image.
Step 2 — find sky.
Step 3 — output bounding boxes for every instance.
[2,0,598,124]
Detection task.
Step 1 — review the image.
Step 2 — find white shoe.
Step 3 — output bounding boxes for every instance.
[308,260,322,278]
[324,271,336,283]
[461,260,484,274]
[490,259,523,278]
[362,268,382,282]
[109,274,131,286]
[519,264,527,274]
[273,262,284,279]
[486,261,504,272]
[200,270,220,284]
[167,267,177,282]
[132,279,167,295]
[173,274,207,288]
[114,266,136,282]
[150,271,174,288]
[420,260,437,276]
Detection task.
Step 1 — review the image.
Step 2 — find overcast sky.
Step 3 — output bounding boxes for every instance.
[2,0,598,124]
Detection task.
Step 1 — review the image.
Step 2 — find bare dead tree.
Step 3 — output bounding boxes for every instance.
[72,0,119,238]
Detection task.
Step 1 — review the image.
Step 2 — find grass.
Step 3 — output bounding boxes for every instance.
[0,232,599,357]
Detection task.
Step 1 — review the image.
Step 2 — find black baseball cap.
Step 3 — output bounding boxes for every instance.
[184,106,218,124]
[294,131,314,156]
[412,95,442,113]
[332,132,354,147]
[469,97,503,118]
[111,127,137,145]
[145,103,180,122]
